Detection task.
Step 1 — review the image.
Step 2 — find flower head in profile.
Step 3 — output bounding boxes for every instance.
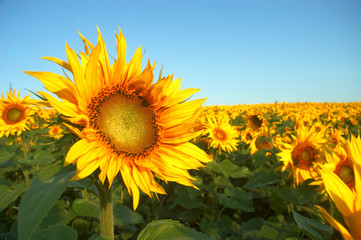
[277,123,327,185]
[25,27,211,210]
[0,89,38,138]
[316,134,361,240]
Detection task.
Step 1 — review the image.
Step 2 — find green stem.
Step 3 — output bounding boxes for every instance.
[95,180,114,240]
[24,170,30,189]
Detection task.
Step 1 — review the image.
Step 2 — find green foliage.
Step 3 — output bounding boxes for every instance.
[17,164,75,240]
[137,220,215,240]
[1,105,360,239]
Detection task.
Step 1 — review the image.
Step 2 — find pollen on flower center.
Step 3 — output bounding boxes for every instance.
[292,145,315,169]
[335,161,354,188]
[214,128,226,141]
[89,88,159,157]
[4,107,24,124]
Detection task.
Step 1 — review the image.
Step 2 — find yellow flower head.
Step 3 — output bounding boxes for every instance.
[316,134,361,240]
[25,27,211,210]
[204,111,239,154]
[277,123,327,185]
[0,89,38,137]
[48,125,64,140]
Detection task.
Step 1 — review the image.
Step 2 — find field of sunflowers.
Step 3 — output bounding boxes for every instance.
[1,93,360,239]
[1,28,361,240]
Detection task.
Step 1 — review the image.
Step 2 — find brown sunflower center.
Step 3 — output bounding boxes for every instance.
[4,107,24,124]
[214,128,226,141]
[292,145,315,169]
[255,137,273,150]
[89,89,159,157]
[334,161,354,188]
[250,115,263,130]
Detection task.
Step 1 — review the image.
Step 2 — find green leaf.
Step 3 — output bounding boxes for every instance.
[0,181,26,213]
[40,200,76,227]
[0,148,15,164]
[18,150,56,165]
[260,225,279,240]
[30,225,77,240]
[270,190,286,215]
[252,149,270,168]
[218,187,254,212]
[292,210,333,240]
[137,219,215,240]
[114,205,144,226]
[241,217,267,239]
[218,159,251,179]
[72,198,100,219]
[243,168,279,189]
[18,164,75,240]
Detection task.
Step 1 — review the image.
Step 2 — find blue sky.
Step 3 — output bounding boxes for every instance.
[1,0,360,105]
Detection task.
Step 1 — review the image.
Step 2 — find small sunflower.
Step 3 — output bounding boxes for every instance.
[25,27,211,209]
[277,123,327,185]
[48,125,64,140]
[245,111,267,132]
[249,126,274,155]
[0,89,37,137]
[204,112,239,154]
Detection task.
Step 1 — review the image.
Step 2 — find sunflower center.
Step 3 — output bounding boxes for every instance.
[335,161,354,188]
[214,128,226,141]
[5,107,24,124]
[256,137,273,150]
[89,89,158,157]
[292,145,315,169]
[250,115,263,130]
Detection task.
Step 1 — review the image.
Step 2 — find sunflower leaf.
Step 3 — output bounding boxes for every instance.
[292,210,333,240]
[137,219,215,240]
[18,164,75,240]
[30,225,77,240]
[0,181,26,213]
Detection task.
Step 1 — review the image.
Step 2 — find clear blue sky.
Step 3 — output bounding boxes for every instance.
[1,0,360,105]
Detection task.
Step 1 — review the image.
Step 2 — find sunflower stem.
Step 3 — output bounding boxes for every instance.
[95,180,114,240]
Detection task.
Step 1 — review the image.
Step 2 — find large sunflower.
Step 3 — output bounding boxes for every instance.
[25,28,211,209]
[277,123,327,185]
[0,89,37,137]
[316,134,361,240]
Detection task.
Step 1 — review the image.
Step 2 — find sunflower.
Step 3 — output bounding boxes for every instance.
[0,89,38,137]
[324,143,355,190]
[277,123,327,185]
[316,134,361,240]
[245,112,265,132]
[25,27,211,210]
[204,112,239,154]
[249,126,274,155]
[48,125,64,140]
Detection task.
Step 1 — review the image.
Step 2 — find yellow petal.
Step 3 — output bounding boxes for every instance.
[24,71,77,104]
[315,205,354,240]
[38,91,78,117]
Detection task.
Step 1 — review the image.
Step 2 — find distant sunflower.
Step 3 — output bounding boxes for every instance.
[277,123,327,185]
[249,126,274,155]
[48,125,64,140]
[0,89,37,137]
[205,112,239,154]
[25,27,211,209]
[246,111,266,132]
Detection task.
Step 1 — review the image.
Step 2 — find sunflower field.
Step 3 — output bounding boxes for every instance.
[1,28,361,240]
